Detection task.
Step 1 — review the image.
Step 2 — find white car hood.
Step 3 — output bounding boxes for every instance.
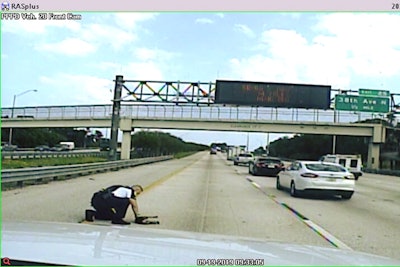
[2,220,399,266]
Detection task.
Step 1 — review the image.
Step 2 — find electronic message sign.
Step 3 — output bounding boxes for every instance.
[215,80,331,109]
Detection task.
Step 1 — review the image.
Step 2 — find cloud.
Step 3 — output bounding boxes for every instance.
[228,13,400,89]
[314,13,400,77]
[195,18,214,24]
[234,24,256,38]
[229,29,323,84]
[229,55,304,84]
[114,13,158,30]
[215,13,225,19]
[80,23,137,50]
[259,29,312,68]
[39,74,114,104]
[134,47,177,61]
[3,13,154,55]
[87,47,178,83]
[35,38,96,56]
[122,62,165,81]
[93,62,123,72]
[78,14,157,50]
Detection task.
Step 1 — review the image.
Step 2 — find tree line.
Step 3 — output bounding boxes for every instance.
[1,128,209,155]
[268,134,369,160]
[131,131,208,157]
[267,119,400,163]
[1,128,103,148]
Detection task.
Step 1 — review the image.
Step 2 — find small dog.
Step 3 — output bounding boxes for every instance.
[135,215,160,225]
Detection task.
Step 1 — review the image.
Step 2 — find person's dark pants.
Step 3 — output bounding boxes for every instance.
[91,192,130,221]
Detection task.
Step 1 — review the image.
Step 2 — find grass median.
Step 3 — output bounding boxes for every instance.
[1,157,108,169]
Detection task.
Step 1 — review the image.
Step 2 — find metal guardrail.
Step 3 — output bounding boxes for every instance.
[1,155,173,187]
[1,151,107,160]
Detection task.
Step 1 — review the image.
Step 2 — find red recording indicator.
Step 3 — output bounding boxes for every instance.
[2,258,11,266]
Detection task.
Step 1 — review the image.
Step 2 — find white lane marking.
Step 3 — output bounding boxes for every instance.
[304,220,353,250]
[247,177,352,250]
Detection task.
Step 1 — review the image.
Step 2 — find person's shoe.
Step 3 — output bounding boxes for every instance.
[112,219,130,225]
[85,209,96,222]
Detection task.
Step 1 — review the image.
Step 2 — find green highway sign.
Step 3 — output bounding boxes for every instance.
[335,94,390,113]
[359,89,390,97]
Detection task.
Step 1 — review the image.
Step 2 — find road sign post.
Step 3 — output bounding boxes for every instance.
[109,75,123,161]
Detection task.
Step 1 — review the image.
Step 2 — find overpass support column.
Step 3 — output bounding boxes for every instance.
[120,118,133,160]
[367,143,380,169]
[367,125,386,169]
[121,131,132,160]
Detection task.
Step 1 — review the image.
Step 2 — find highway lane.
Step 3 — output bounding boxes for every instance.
[241,166,400,260]
[1,153,203,223]
[2,151,399,260]
[2,151,329,247]
[135,152,329,248]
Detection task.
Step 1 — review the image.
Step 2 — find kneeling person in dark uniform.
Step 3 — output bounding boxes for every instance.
[86,184,143,225]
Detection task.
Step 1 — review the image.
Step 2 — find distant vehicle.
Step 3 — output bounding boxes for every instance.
[227,146,245,161]
[16,115,34,118]
[320,154,363,180]
[99,138,110,151]
[59,142,75,151]
[233,152,253,166]
[2,221,400,266]
[34,145,50,152]
[277,161,355,199]
[1,143,18,151]
[249,156,284,176]
[50,144,69,152]
[210,147,217,155]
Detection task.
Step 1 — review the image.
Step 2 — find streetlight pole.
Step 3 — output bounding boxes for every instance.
[8,89,38,145]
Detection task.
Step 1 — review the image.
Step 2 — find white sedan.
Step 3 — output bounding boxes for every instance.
[276,161,355,199]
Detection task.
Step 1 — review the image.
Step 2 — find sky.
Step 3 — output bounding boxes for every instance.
[2,12,400,150]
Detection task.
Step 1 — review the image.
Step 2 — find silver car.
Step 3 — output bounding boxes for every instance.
[233,153,254,166]
[276,161,355,199]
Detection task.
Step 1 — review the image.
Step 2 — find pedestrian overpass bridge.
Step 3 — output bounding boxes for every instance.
[1,104,387,169]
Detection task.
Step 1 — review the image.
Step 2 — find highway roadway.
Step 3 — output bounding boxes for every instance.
[2,151,399,260]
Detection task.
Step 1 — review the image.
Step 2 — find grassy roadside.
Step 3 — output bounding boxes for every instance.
[173,151,199,159]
